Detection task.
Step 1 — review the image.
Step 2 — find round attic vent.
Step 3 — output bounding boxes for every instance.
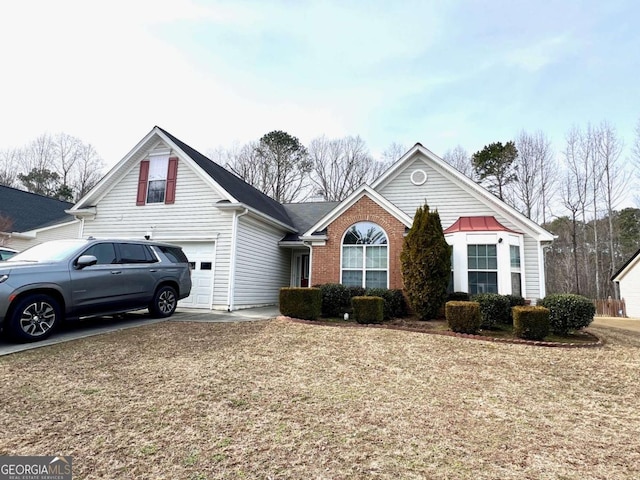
[410,169,427,186]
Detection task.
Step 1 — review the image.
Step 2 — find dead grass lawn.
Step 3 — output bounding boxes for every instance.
[1,319,639,479]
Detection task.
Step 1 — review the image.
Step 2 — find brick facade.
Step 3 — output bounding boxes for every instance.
[311,195,407,289]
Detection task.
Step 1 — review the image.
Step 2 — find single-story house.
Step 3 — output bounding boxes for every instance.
[611,249,640,318]
[14,126,554,310]
[0,185,79,249]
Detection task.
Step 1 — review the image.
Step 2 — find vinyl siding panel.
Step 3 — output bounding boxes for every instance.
[8,221,82,251]
[234,215,290,308]
[81,158,234,309]
[619,260,640,318]
[377,156,545,298]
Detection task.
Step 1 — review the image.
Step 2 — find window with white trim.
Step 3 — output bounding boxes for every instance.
[341,222,388,289]
[467,244,498,294]
[147,155,169,204]
[510,244,522,296]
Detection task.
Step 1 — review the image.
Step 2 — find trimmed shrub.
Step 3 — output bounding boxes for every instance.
[447,291,470,302]
[505,294,526,323]
[279,288,321,320]
[446,301,481,334]
[317,283,351,317]
[506,294,526,308]
[539,294,595,335]
[472,293,511,328]
[348,286,366,298]
[365,288,408,319]
[513,306,550,341]
[352,296,384,324]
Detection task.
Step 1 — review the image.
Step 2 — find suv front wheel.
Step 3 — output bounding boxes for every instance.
[149,285,178,318]
[8,294,61,342]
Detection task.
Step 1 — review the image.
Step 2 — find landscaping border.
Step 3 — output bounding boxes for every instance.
[278,316,604,348]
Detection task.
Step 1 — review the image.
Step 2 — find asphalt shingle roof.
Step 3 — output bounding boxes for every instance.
[282,201,340,241]
[0,185,74,232]
[157,127,294,228]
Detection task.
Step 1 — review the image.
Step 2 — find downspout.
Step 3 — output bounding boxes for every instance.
[227,208,249,311]
[303,240,313,287]
[79,217,85,238]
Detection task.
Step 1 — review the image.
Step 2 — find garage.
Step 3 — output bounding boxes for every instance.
[176,242,216,309]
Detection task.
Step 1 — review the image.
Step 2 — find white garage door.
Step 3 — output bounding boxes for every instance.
[177,242,216,309]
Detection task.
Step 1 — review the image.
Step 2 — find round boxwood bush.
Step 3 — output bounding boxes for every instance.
[472,293,511,328]
[365,288,408,320]
[539,294,595,335]
[317,283,351,317]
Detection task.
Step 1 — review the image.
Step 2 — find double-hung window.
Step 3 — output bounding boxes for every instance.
[510,244,522,296]
[467,244,498,294]
[341,222,388,289]
[146,155,169,204]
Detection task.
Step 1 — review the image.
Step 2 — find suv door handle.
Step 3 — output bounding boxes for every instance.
[149,269,158,272]
[111,270,122,275]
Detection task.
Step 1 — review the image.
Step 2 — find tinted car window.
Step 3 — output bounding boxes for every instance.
[117,243,157,263]
[82,243,117,265]
[156,246,189,264]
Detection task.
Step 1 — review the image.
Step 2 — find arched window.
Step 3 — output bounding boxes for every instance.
[341,222,388,289]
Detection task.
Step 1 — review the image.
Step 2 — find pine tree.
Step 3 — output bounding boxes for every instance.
[401,204,451,320]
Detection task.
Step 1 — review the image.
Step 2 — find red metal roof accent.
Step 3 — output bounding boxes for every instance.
[443,216,520,234]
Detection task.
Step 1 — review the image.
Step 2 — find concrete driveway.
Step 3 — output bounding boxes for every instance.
[0,306,280,356]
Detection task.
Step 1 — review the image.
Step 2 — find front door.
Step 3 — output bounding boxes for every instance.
[293,252,310,287]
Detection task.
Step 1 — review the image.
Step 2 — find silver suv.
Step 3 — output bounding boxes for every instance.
[0,238,192,342]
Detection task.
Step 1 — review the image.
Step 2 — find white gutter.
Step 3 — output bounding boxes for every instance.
[227,208,249,311]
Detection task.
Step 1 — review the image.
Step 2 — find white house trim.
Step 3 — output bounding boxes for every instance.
[303,185,413,237]
[372,144,555,243]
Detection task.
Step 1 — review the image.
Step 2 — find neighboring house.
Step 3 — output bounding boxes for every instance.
[0,185,79,250]
[64,127,554,311]
[611,250,640,318]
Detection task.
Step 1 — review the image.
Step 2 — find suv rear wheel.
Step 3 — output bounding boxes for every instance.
[149,285,177,318]
[8,294,61,342]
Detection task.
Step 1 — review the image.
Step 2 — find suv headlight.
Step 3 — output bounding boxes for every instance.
[0,274,8,284]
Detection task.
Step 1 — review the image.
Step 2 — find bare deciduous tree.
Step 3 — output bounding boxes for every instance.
[308,135,386,201]
[380,142,407,164]
[442,145,474,178]
[513,130,555,223]
[0,148,21,187]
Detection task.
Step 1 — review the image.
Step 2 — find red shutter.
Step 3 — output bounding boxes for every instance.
[165,157,178,204]
[136,160,150,205]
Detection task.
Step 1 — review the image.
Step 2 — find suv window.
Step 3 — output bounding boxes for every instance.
[82,243,117,265]
[156,246,189,264]
[117,243,157,264]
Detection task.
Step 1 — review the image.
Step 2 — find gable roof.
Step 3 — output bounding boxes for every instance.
[71,126,294,229]
[301,185,414,238]
[373,143,555,242]
[156,128,293,228]
[444,216,521,234]
[0,185,74,232]
[611,248,640,282]
[281,201,340,241]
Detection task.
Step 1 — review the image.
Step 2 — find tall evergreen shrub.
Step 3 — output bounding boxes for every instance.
[401,204,452,320]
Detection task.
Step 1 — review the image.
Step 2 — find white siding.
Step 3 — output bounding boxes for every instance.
[234,215,290,308]
[619,260,640,318]
[8,221,81,251]
[377,156,545,298]
[81,157,234,310]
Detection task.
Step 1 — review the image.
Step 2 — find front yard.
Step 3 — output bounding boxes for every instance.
[1,319,639,479]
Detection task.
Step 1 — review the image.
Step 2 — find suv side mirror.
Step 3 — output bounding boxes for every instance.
[76,255,98,269]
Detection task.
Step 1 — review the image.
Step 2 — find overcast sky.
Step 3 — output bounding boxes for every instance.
[2,0,639,171]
